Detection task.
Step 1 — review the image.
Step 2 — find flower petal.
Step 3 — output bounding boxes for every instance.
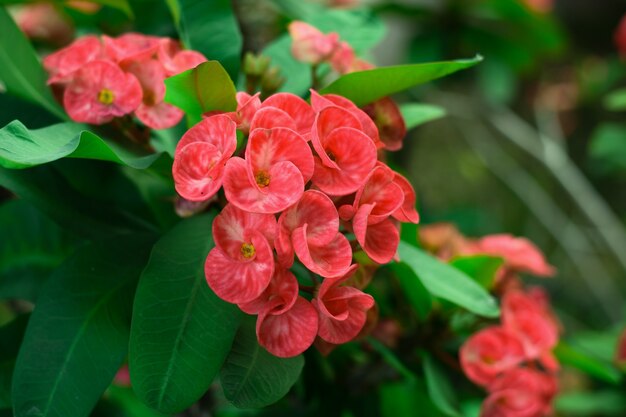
[391,172,420,224]
[261,93,315,137]
[239,266,299,315]
[292,225,352,277]
[176,114,238,159]
[249,107,297,132]
[353,205,399,264]
[173,142,225,201]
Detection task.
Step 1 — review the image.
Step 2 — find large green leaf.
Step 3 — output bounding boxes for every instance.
[320,56,482,106]
[399,104,446,131]
[554,342,622,385]
[396,242,500,318]
[166,0,242,78]
[423,354,461,417]
[164,61,237,126]
[390,263,432,320]
[0,7,66,119]
[555,391,626,416]
[220,316,304,408]
[0,200,77,301]
[449,255,503,290]
[0,314,29,410]
[588,123,626,176]
[11,235,155,417]
[0,121,170,170]
[130,214,241,414]
[0,164,157,238]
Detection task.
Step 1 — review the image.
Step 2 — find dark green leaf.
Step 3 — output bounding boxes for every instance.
[396,242,500,317]
[130,214,241,414]
[422,354,461,417]
[449,255,503,290]
[379,381,442,417]
[11,235,155,417]
[605,88,626,111]
[166,0,242,78]
[320,56,482,106]
[91,386,168,417]
[164,61,237,126]
[555,390,626,416]
[554,342,622,384]
[220,316,304,408]
[399,104,446,130]
[0,121,170,170]
[0,7,66,119]
[390,263,432,319]
[0,200,77,301]
[589,123,626,175]
[0,314,29,410]
[368,337,417,383]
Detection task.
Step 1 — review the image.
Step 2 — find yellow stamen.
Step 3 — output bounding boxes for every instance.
[240,242,256,259]
[255,171,270,187]
[97,88,115,105]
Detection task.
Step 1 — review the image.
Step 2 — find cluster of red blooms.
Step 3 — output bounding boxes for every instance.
[172,90,419,358]
[421,225,560,417]
[43,33,206,128]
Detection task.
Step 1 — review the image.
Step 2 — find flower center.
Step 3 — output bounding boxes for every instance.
[240,242,256,259]
[98,88,115,105]
[255,171,270,187]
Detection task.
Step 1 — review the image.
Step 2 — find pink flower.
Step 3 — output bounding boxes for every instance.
[466,234,555,278]
[172,115,237,201]
[616,14,626,56]
[250,93,315,139]
[62,60,142,124]
[352,206,399,264]
[310,90,382,149]
[313,265,375,344]
[43,35,104,84]
[13,3,74,46]
[103,33,161,64]
[482,368,558,417]
[310,106,377,195]
[113,364,131,387]
[205,204,276,304]
[362,97,407,151]
[222,127,314,213]
[501,290,559,362]
[230,92,262,134]
[391,172,420,224]
[288,21,340,65]
[616,327,626,369]
[277,190,353,277]
[329,41,356,74]
[157,38,207,76]
[460,326,526,386]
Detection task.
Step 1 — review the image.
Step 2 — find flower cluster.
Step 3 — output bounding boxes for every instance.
[172,91,419,357]
[460,287,560,417]
[43,33,206,128]
[288,21,408,150]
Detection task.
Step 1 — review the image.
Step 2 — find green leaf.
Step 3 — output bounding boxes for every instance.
[555,390,626,416]
[0,0,133,17]
[0,121,170,170]
[166,0,242,78]
[0,164,157,238]
[396,242,500,318]
[0,200,77,301]
[220,316,304,408]
[423,354,461,417]
[554,342,622,384]
[130,214,241,414]
[0,314,29,410]
[0,7,66,120]
[368,337,417,383]
[91,386,168,417]
[605,88,626,111]
[399,104,446,130]
[588,123,626,175]
[379,381,442,417]
[449,255,503,290]
[390,263,432,319]
[320,56,482,106]
[164,61,237,126]
[11,235,155,417]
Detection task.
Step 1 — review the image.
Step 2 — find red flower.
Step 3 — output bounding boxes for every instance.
[616,327,626,370]
[362,97,407,151]
[616,15,626,56]
[313,265,375,344]
[103,33,161,64]
[250,93,315,139]
[230,92,262,134]
[391,172,420,224]
[223,127,314,213]
[43,35,104,84]
[460,326,526,386]
[205,204,276,304]
[288,21,340,65]
[310,106,377,195]
[62,60,142,124]
[172,115,237,201]
[157,38,207,76]
[277,190,353,277]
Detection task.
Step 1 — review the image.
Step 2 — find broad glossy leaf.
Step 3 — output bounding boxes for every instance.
[449,255,503,290]
[130,214,241,414]
[0,7,66,119]
[589,123,626,175]
[320,56,482,106]
[0,164,156,238]
[11,235,155,417]
[164,61,237,126]
[555,390,626,416]
[166,0,241,78]
[0,314,29,410]
[399,103,446,130]
[390,263,432,319]
[0,200,77,301]
[396,242,500,318]
[0,121,170,170]
[220,316,304,408]
[423,354,461,417]
[554,342,622,385]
